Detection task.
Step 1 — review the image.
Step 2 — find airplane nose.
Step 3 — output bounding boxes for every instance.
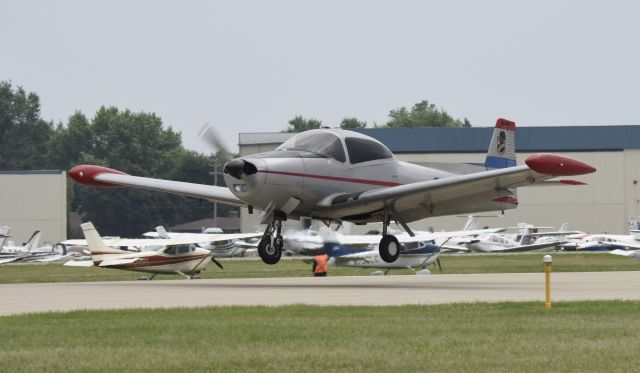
[223,159,257,179]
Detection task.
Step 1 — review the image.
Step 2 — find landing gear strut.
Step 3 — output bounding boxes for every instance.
[379,209,401,263]
[258,211,286,265]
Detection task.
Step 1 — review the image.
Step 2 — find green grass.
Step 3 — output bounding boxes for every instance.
[0,252,637,284]
[1,301,639,372]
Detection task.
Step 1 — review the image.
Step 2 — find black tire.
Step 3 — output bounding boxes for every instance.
[379,235,401,263]
[258,236,282,265]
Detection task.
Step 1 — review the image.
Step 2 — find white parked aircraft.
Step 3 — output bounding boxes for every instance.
[142,226,260,257]
[1,230,68,264]
[460,226,568,253]
[307,226,500,275]
[65,222,222,280]
[566,231,640,251]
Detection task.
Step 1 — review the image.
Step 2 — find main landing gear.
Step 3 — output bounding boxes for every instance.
[378,209,408,263]
[379,235,400,263]
[258,211,287,265]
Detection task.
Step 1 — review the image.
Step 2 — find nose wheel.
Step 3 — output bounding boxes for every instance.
[258,212,286,265]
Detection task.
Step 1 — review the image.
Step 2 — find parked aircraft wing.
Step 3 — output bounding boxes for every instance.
[330,229,496,246]
[610,249,640,260]
[600,241,640,250]
[69,165,246,207]
[315,154,595,222]
[0,256,21,265]
[492,240,567,253]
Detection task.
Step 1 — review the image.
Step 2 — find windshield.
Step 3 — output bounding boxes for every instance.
[276,131,346,162]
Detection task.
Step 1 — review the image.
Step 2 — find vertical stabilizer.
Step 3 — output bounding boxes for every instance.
[23,231,42,253]
[155,226,171,239]
[81,222,125,254]
[462,216,480,231]
[485,118,516,169]
[0,226,10,248]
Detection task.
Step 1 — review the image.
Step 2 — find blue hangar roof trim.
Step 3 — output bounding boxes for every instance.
[351,125,640,153]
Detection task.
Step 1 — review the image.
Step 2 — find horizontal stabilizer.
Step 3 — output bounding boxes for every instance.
[64,260,95,267]
[99,257,140,267]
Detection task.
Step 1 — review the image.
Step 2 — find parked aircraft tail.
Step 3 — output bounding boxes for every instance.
[81,222,126,255]
[23,231,42,253]
[155,226,171,239]
[0,225,10,248]
[485,118,516,169]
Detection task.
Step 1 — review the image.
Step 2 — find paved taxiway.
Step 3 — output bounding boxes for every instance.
[2,271,639,315]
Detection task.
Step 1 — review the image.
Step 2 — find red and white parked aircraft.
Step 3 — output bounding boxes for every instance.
[65,222,223,279]
[69,119,596,265]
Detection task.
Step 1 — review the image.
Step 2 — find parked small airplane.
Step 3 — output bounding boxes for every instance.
[0,230,68,264]
[64,222,220,280]
[69,118,596,265]
[142,226,260,257]
[563,232,640,251]
[327,241,441,276]
[303,225,501,275]
[460,227,568,253]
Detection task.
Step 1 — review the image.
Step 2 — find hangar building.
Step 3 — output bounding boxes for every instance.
[0,170,67,245]
[238,125,640,234]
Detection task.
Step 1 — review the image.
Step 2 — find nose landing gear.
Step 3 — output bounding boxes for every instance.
[258,211,287,265]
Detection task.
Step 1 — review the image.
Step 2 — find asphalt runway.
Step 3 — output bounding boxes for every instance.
[2,271,640,316]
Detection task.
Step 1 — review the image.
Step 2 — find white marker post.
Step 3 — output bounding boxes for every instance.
[544,255,552,310]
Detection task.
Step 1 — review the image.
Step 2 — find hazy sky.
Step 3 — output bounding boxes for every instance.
[2,1,639,153]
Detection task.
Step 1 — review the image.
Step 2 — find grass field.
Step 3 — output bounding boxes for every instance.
[0,252,637,284]
[1,301,639,372]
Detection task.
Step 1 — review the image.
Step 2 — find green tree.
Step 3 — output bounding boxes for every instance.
[0,81,54,169]
[340,117,366,129]
[52,106,220,237]
[283,115,322,132]
[382,100,467,128]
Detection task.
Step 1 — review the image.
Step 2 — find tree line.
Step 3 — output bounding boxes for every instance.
[283,100,471,132]
[1,81,471,237]
[1,81,229,237]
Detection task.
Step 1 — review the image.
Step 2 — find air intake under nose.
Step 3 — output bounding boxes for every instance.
[223,159,258,179]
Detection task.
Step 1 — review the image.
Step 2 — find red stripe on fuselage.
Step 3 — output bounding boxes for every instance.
[259,170,401,187]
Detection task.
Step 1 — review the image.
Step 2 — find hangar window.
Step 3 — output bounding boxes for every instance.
[277,131,346,163]
[345,137,393,164]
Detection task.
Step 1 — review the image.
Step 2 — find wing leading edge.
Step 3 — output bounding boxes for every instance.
[69,165,246,207]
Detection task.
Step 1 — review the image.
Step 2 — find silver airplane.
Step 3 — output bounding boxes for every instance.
[68,118,596,265]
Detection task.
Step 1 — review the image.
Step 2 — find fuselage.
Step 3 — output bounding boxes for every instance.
[223,129,517,223]
[92,246,212,274]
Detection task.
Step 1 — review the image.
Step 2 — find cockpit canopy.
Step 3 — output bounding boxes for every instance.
[276,130,394,164]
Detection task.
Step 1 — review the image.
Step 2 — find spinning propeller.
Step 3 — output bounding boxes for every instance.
[198,123,257,180]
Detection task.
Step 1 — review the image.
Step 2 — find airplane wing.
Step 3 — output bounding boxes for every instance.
[0,256,21,265]
[68,165,246,207]
[332,229,496,246]
[598,241,640,250]
[315,154,595,222]
[492,240,567,253]
[64,260,95,267]
[610,249,640,260]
